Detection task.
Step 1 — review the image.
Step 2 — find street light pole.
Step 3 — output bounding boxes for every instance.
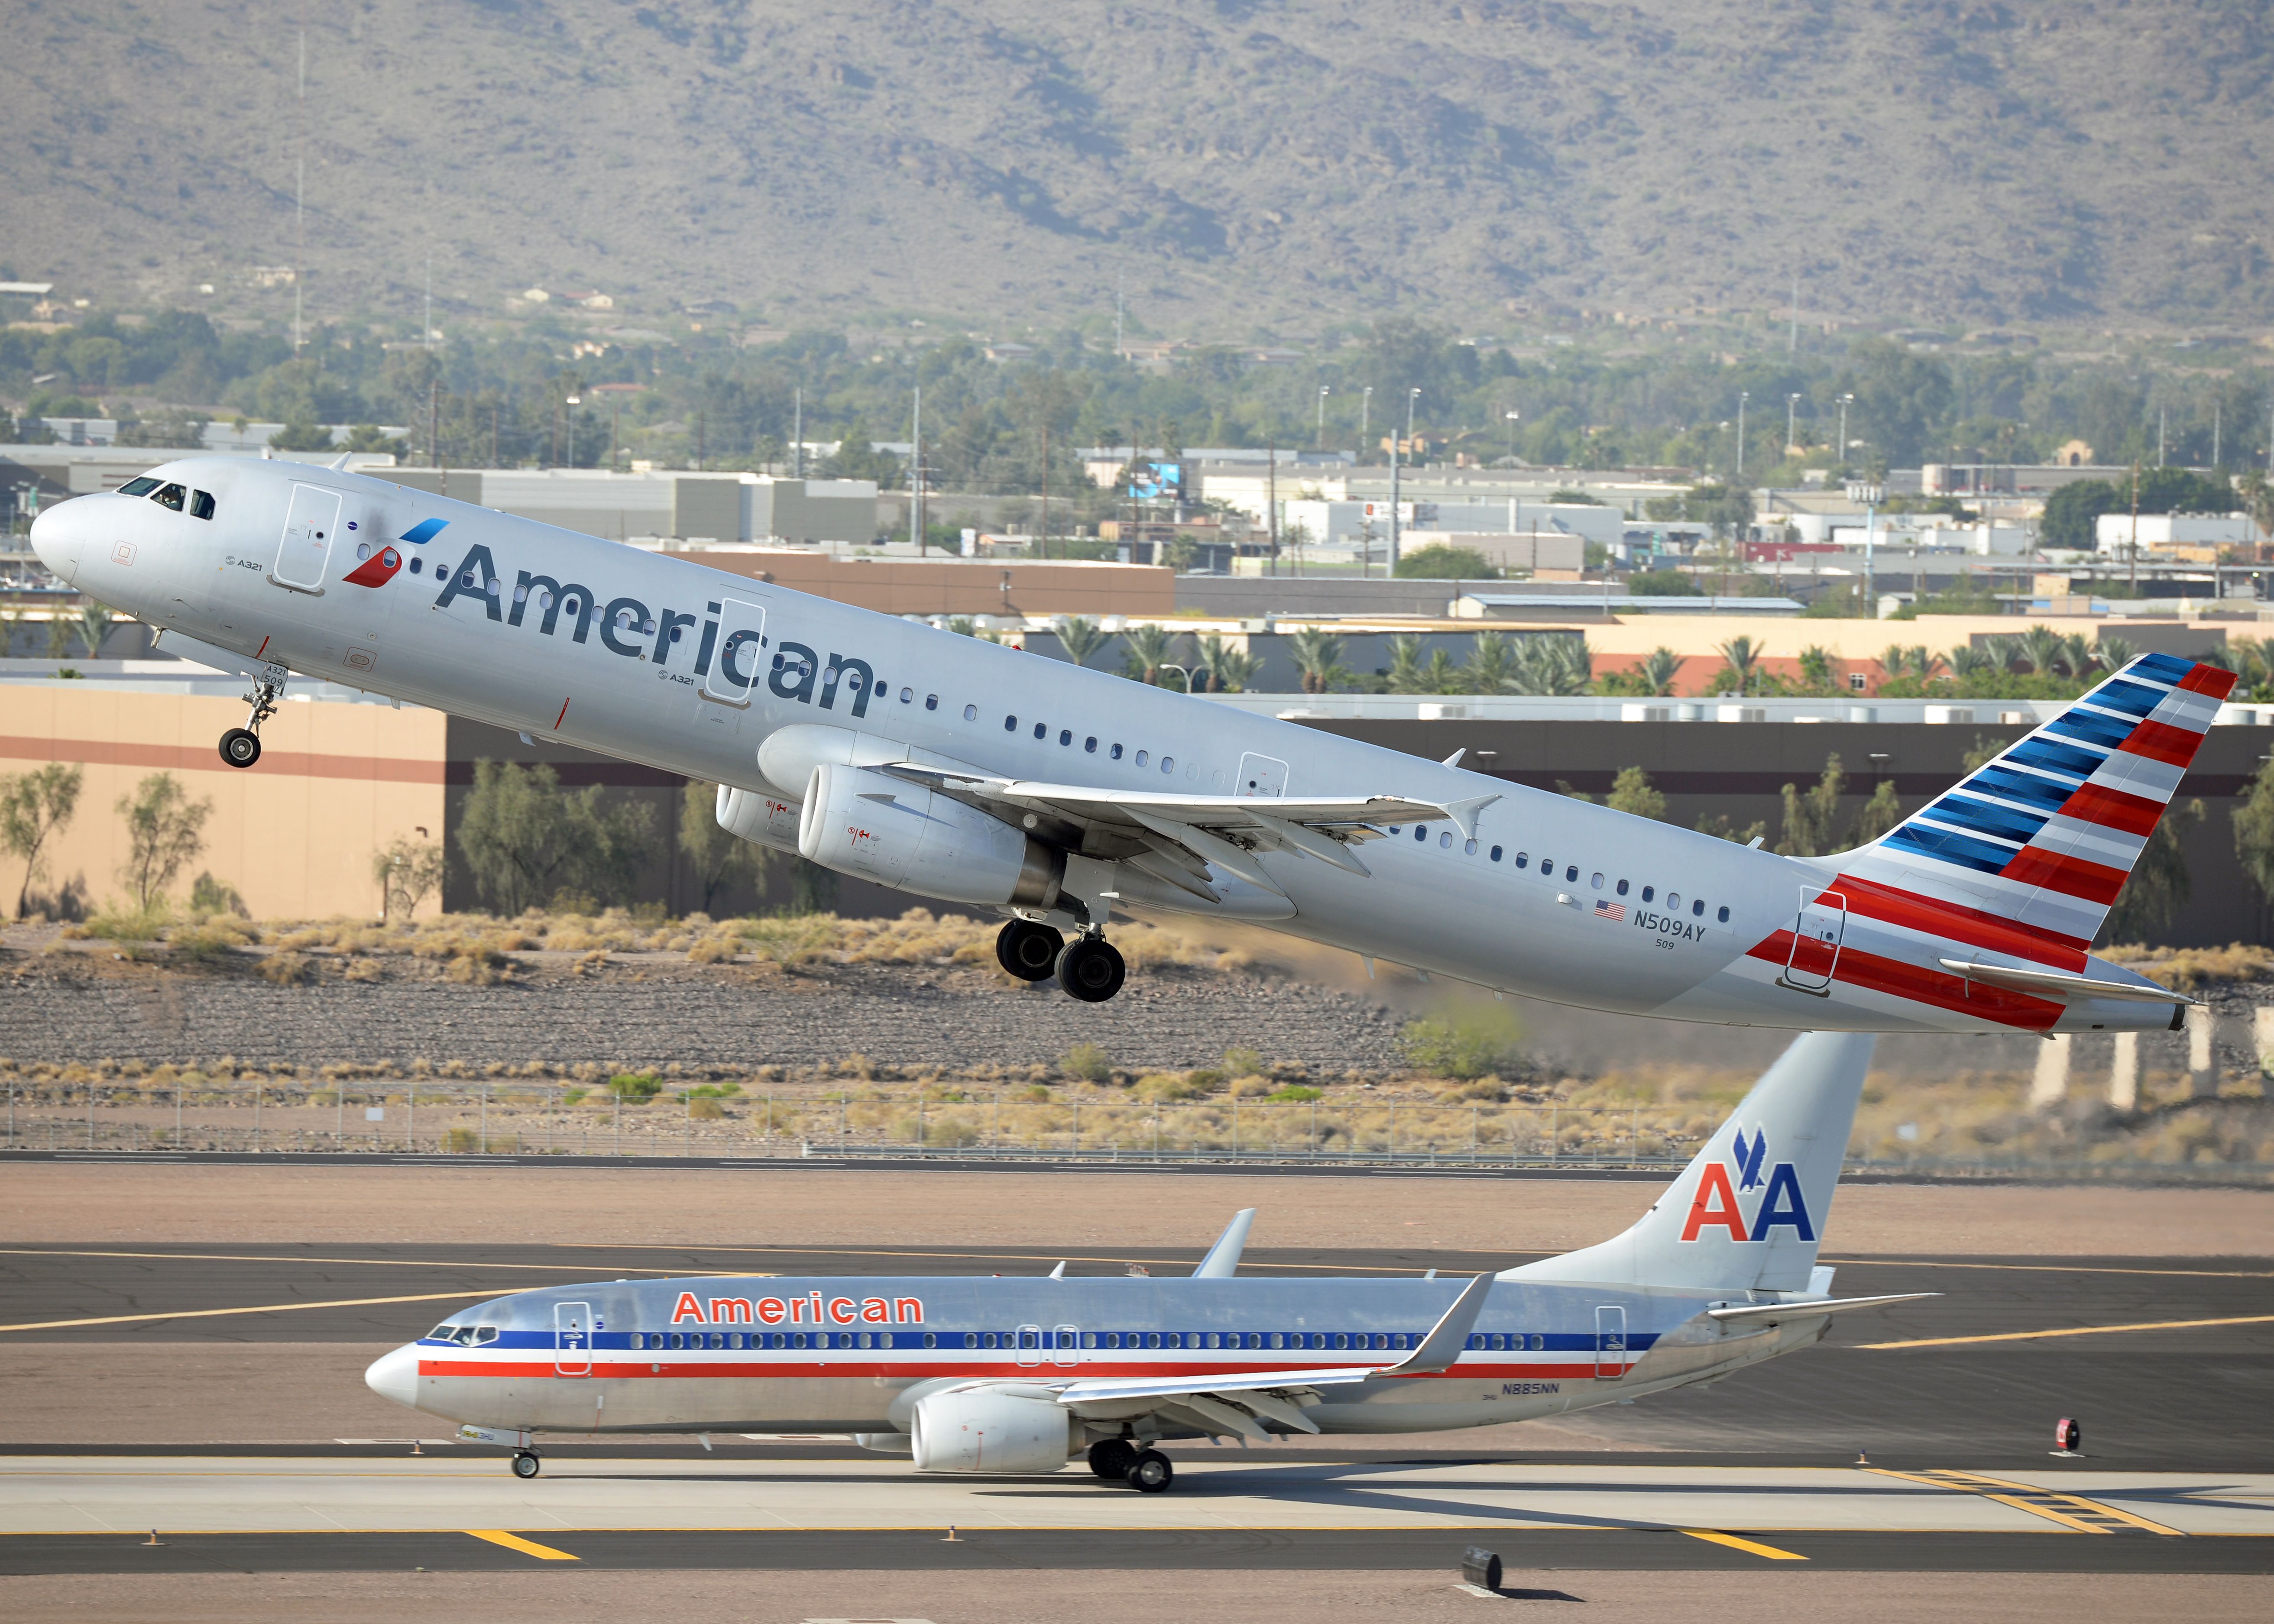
[1838,394,1854,468]
[1786,393,1802,459]
[1735,391,1749,481]
[1391,388,1418,573]
[564,392,580,467]
[1506,409,1520,464]
[1316,386,1329,445]
[1361,386,1373,453]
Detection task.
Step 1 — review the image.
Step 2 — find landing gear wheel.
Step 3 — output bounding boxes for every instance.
[1124,1449,1173,1493]
[996,919,1064,981]
[219,728,262,769]
[511,1450,541,1479]
[1088,1438,1137,1480]
[1056,936,1126,1003]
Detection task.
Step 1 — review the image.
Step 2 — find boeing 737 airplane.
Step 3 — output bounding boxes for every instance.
[361,1030,1925,1491]
[31,457,2225,1031]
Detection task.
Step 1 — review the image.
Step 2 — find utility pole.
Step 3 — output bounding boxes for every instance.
[1736,391,1749,481]
[565,390,580,467]
[910,387,923,553]
[1316,386,1328,445]
[293,28,306,354]
[1390,388,1415,573]
[1786,393,1801,459]
[1361,386,1372,451]
[792,386,803,477]
[1837,393,1853,467]
[2129,460,2141,596]
[1268,437,1278,576]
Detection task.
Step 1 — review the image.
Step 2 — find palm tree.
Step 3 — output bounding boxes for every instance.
[1716,634,1763,696]
[1949,644,1992,679]
[1207,641,1263,693]
[1798,645,1837,693]
[1510,634,1594,696]
[1054,615,1110,669]
[1286,628,1345,695]
[2063,631,2095,678]
[1986,633,2028,673]
[2228,636,2268,690]
[2019,624,2068,677]
[1119,624,1178,686]
[1419,648,1462,693]
[1879,644,1910,680]
[1464,632,1518,693]
[77,601,117,658]
[1905,645,1944,681]
[2097,634,2136,673]
[1641,646,1682,696]
[1386,634,1432,694]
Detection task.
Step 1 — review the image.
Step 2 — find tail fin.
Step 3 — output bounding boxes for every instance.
[1839,653,2235,954]
[1503,1031,1872,1293]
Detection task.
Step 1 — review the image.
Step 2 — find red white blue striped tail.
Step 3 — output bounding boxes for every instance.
[1837,653,2235,958]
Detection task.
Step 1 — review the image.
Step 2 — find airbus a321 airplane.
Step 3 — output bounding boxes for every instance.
[32,456,2226,1030]
[361,1030,1923,1489]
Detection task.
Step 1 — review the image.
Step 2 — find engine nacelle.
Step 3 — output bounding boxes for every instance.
[715,784,803,854]
[909,1386,1074,1475]
[796,761,1062,909]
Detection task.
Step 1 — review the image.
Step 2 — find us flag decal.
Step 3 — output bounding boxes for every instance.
[1595,899,1626,922]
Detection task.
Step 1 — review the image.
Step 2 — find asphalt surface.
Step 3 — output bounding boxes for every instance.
[4,1528,2269,1576]
[3,1240,2271,1471]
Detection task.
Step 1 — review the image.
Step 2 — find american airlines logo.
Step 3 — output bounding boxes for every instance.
[1678,1126,1815,1243]
[671,1290,925,1326]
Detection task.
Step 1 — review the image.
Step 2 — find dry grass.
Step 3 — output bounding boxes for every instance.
[2103,942,2274,990]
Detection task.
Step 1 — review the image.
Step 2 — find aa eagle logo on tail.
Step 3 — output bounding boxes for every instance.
[1680,1124,1816,1243]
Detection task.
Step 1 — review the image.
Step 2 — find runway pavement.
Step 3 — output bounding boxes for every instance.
[4,1239,2271,1574]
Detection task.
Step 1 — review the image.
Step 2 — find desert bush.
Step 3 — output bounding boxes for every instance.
[1060,1042,1112,1083]
[343,958,384,982]
[259,950,310,985]
[609,1071,664,1099]
[687,1097,725,1120]
[1267,1084,1323,1102]
[77,901,168,943]
[1134,1073,1200,1102]
[1401,1004,1528,1080]
[167,924,244,964]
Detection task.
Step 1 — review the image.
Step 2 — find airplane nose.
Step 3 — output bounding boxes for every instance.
[28,499,84,582]
[365,1344,421,1409]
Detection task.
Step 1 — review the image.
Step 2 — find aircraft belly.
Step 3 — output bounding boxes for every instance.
[425,1373,897,1433]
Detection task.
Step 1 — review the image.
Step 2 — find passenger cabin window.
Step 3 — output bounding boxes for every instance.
[189,490,216,520]
[151,483,186,511]
[119,477,160,497]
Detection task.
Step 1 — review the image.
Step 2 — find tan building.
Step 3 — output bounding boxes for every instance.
[0,688,447,921]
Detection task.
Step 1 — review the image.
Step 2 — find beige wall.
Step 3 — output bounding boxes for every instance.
[0,689,448,920]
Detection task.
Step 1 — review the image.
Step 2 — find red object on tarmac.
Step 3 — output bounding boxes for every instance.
[2055,1417,2081,1453]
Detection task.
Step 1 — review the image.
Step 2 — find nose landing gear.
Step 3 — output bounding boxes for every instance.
[218,662,288,770]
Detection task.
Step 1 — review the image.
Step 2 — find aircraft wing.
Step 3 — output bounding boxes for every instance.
[877,763,1499,890]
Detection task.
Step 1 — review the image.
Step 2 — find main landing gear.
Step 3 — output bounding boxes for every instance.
[994,919,1127,1003]
[219,663,288,770]
[511,1449,541,1478]
[1088,1439,1172,1491]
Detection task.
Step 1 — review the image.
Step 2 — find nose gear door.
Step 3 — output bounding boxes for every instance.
[1780,886,1848,995]
[554,1300,593,1377]
[272,484,343,592]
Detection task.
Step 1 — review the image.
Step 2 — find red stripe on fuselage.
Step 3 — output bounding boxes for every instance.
[416,1359,1609,1381]
[1824,873,2088,970]
[1747,932,2065,1030]
[2057,783,2164,838]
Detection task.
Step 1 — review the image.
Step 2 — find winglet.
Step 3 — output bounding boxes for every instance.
[1048,1261,1066,1280]
[1193,1208,1256,1278]
[1380,1273,1493,1375]
[327,450,353,472]
[1437,793,1501,842]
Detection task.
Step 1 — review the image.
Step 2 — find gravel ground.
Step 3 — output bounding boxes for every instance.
[0,952,1406,1074]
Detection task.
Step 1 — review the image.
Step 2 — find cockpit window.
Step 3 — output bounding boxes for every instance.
[428,1323,457,1339]
[118,477,160,497]
[473,1326,499,1345]
[189,490,216,520]
[151,483,186,511]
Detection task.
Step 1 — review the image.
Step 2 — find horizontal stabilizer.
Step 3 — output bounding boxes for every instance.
[1937,958,2190,1005]
[1705,1292,1939,1325]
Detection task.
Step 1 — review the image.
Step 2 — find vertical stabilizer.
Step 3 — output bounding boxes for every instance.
[1502,1031,1873,1293]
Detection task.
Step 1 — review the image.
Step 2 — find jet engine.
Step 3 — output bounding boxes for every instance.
[715,784,804,855]
[909,1385,1074,1474]
[796,761,1062,909]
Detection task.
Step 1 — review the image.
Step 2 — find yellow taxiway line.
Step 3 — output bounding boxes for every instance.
[0,1289,546,1334]
[1676,1529,1808,1559]
[465,1529,580,1560]
[1866,1469,2186,1537]
[1859,1313,2274,1350]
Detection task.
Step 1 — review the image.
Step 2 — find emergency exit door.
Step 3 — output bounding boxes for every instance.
[1594,1305,1628,1381]
[554,1301,593,1376]
[1781,887,1848,995]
